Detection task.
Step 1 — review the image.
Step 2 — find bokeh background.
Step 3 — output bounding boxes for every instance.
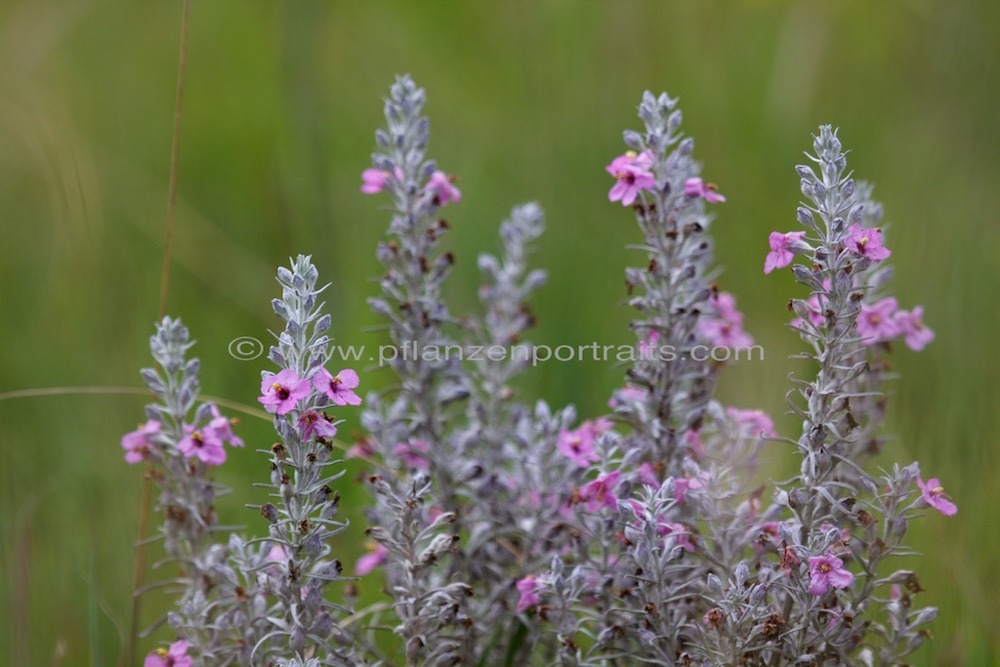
[1,1,997,664]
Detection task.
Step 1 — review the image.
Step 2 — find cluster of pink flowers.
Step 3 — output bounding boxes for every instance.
[259,367,360,414]
[604,151,728,208]
[765,224,890,275]
[121,404,243,466]
[698,292,753,348]
[361,167,461,204]
[857,298,935,350]
[766,217,934,351]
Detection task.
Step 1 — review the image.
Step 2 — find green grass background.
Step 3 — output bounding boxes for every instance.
[1,1,997,664]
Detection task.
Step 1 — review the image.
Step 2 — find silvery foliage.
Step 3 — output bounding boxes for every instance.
[139,318,268,666]
[528,90,777,665]
[253,255,358,665]
[132,81,945,667]
[357,75,477,666]
[754,128,938,665]
[360,77,590,665]
[611,91,718,471]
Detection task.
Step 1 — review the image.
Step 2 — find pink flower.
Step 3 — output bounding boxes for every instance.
[673,475,705,503]
[764,231,806,274]
[556,424,600,467]
[659,521,695,552]
[298,410,338,440]
[856,297,900,343]
[699,316,754,348]
[177,424,226,465]
[425,170,461,205]
[703,608,724,629]
[684,429,705,459]
[360,168,390,194]
[515,575,542,612]
[121,420,160,464]
[144,640,192,667]
[807,553,854,596]
[259,369,310,415]
[711,292,741,320]
[699,292,754,348]
[313,368,361,406]
[265,543,288,564]
[637,462,659,488]
[606,151,655,206]
[208,405,243,447]
[727,408,776,438]
[895,306,934,351]
[354,543,389,575]
[820,522,852,554]
[394,439,430,469]
[608,385,647,408]
[346,437,376,460]
[579,471,621,511]
[791,292,826,329]
[684,177,726,203]
[780,546,800,575]
[845,224,891,262]
[916,475,957,516]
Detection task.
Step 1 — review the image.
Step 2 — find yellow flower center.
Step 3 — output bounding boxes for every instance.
[932,486,944,494]
[155,648,169,657]
[625,150,638,159]
[859,236,869,245]
[819,563,831,573]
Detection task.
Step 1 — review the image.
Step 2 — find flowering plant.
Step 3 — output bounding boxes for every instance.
[124,77,952,666]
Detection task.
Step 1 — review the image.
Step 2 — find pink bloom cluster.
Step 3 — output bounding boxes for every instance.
[259,367,361,415]
[684,177,726,203]
[360,168,461,205]
[144,640,191,667]
[857,298,934,350]
[605,151,655,206]
[122,404,243,466]
[698,292,753,348]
